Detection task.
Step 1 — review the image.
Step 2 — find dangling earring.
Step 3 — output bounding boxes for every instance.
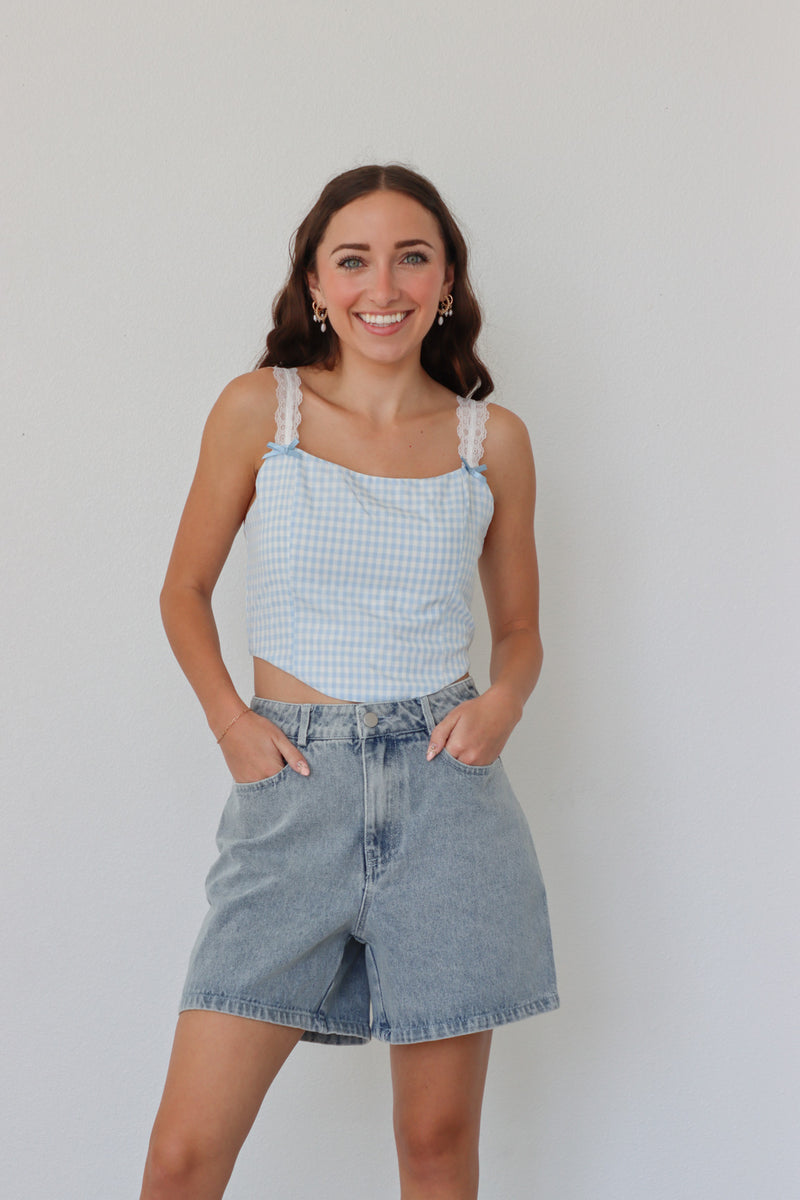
[312,300,328,333]
[437,294,454,326]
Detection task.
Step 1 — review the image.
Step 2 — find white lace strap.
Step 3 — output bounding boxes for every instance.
[457,396,490,469]
[272,366,303,445]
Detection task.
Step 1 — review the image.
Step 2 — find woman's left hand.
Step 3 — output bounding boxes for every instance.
[426,689,522,767]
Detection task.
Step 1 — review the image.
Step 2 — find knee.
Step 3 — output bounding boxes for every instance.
[141,1129,209,1199]
[395,1109,478,1182]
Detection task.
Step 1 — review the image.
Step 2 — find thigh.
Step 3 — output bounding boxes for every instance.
[390,1031,492,1138]
[149,1010,303,1162]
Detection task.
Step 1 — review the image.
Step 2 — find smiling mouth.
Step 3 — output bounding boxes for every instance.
[356,311,411,328]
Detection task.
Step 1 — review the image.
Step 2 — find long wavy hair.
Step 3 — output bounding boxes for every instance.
[256,164,494,399]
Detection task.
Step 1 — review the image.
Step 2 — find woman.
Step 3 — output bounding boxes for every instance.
[141,164,558,1200]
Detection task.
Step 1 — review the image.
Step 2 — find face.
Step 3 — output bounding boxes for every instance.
[307,190,454,366]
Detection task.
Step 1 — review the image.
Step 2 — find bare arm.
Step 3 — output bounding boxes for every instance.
[160,372,309,780]
[427,404,543,766]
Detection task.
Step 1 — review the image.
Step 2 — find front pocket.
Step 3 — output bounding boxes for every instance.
[440,747,501,776]
[233,761,294,790]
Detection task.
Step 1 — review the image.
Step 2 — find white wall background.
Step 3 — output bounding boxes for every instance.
[3,2,798,1197]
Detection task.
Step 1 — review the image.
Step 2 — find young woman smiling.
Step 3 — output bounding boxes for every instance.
[140,164,558,1200]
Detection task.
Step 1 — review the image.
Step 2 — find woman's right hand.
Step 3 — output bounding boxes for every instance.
[217,709,310,783]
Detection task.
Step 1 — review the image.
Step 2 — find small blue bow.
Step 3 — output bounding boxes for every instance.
[461,457,488,477]
[264,437,300,458]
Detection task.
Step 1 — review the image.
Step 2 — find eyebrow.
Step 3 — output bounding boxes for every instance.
[329,239,435,256]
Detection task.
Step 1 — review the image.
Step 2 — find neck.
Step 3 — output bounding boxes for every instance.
[317,351,435,423]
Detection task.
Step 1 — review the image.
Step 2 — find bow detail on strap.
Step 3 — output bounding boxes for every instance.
[265,438,300,458]
[460,457,488,477]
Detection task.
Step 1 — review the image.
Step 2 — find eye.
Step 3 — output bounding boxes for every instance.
[402,251,430,265]
[336,255,364,269]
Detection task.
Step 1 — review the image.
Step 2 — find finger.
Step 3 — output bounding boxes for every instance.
[426,713,459,760]
[277,736,310,776]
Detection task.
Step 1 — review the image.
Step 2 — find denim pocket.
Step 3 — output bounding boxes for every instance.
[233,761,293,790]
[440,747,501,776]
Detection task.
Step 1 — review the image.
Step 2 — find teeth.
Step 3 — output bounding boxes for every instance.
[358,312,407,326]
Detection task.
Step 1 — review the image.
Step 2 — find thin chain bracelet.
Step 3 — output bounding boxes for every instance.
[216,707,250,744]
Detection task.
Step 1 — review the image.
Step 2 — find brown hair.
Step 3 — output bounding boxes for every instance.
[255,164,494,399]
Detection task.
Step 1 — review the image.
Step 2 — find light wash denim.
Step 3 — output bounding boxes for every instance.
[181,677,559,1044]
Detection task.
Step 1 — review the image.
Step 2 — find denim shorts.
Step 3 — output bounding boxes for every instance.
[180,677,559,1045]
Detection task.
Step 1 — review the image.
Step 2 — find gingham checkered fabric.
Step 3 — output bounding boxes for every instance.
[244,367,494,702]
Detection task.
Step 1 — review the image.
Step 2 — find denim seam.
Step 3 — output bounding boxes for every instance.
[437,747,500,776]
[352,741,373,941]
[419,693,435,736]
[180,991,559,1044]
[373,994,561,1044]
[297,704,311,746]
[232,763,294,790]
[365,943,389,1034]
[303,728,428,744]
[180,991,372,1038]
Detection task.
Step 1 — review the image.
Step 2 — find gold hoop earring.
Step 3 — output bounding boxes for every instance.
[437,294,454,326]
[312,300,328,333]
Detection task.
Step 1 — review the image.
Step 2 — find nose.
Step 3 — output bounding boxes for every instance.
[369,261,400,306]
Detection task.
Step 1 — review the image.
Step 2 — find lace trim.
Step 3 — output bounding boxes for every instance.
[272,366,302,445]
[457,396,490,469]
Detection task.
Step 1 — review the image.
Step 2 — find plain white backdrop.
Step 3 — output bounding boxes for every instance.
[3,2,798,1197]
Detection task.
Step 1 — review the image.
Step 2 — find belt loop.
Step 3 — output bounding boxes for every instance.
[419,694,435,736]
[297,704,311,747]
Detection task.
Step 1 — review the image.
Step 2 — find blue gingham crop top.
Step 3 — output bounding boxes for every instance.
[244,366,494,702]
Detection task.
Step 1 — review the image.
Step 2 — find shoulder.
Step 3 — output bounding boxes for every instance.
[483,401,534,467]
[203,368,277,443]
[481,400,536,501]
[483,399,531,446]
[208,367,277,425]
[198,369,280,472]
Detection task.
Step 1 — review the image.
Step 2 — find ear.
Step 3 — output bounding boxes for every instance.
[443,264,455,293]
[306,270,323,304]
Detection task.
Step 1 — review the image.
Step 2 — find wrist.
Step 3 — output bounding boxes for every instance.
[206,695,249,741]
[484,682,525,726]
[214,706,250,744]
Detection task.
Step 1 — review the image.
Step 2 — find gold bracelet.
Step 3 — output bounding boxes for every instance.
[216,707,249,744]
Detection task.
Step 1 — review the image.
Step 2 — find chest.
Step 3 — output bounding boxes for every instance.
[246,452,494,601]
[296,393,464,480]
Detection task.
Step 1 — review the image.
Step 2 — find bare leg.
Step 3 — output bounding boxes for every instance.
[139,1010,304,1200]
[391,1031,492,1200]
